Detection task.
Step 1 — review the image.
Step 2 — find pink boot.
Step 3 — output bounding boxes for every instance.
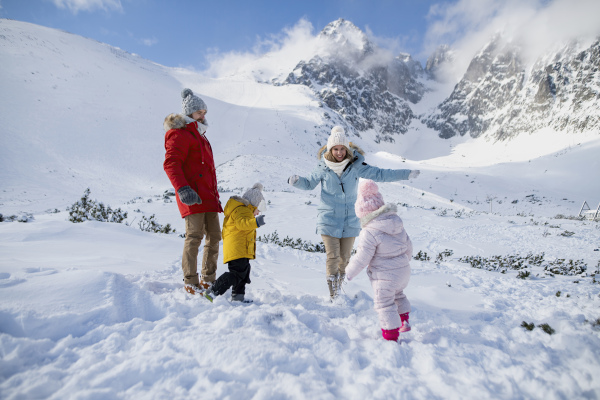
[381,328,400,341]
[399,312,411,332]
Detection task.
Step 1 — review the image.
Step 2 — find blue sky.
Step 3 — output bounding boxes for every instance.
[2,0,600,72]
[1,0,443,68]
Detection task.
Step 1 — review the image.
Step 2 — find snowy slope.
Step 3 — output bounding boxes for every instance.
[1,19,600,400]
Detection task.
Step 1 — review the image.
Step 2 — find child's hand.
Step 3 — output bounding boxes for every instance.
[256,215,266,227]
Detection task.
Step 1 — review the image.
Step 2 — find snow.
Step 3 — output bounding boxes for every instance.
[1,19,600,399]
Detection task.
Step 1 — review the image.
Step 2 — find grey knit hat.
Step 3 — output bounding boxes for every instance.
[181,88,207,116]
[242,183,266,212]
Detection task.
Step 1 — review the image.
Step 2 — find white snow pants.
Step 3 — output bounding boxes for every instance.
[369,266,411,330]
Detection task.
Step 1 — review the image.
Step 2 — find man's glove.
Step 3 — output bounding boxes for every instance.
[256,215,266,227]
[288,175,299,185]
[408,170,420,179]
[178,186,202,206]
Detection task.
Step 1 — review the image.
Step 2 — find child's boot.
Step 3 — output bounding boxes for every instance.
[399,312,411,332]
[381,327,400,341]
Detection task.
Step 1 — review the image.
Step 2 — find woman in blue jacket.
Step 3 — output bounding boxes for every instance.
[288,126,420,300]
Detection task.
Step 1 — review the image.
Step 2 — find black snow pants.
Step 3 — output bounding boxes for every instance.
[211,258,251,296]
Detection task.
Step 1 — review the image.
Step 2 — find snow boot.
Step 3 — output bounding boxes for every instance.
[184,283,205,295]
[231,293,253,303]
[203,287,215,303]
[382,327,400,342]
[327,275,338,300]
[198,280,211,290]
[399,312,411,332]
[336,273,346,295]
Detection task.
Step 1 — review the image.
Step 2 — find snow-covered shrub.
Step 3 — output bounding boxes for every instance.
[538,323,555,335]
[521,321,535,331]
[554,214,585,221]
[414,251,430,261]
[67,188,127,223]
[436,249,453,263]
[257,231,326,253]
[459,253,544,272]
[0,213,34,223]
[544,258,587,276]
[517,270,531,279]
[138,215,175,234]
[559,230,575,237]
[163,189,175,203]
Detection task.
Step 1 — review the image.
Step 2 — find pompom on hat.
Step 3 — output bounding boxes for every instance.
[181,88,207,116]
[327,126,350,151]
[355,179,385,218]
[242,183,267,212]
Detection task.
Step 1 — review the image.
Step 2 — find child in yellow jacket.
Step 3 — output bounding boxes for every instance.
[205,183,266,302]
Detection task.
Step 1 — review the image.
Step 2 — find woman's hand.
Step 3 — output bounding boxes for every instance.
[288,175,299,185]
[408,170,420,179]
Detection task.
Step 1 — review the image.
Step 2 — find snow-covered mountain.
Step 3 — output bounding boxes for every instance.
[277,19,428,143]
[1,17,599,217]
[423,35,600,139]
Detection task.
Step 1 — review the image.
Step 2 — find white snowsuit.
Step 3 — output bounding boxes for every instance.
[346,204,412,330]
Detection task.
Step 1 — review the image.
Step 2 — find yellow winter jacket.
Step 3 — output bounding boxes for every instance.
[222,196,259,264]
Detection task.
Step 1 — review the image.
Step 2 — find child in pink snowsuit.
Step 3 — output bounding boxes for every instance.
[345,179,413,342]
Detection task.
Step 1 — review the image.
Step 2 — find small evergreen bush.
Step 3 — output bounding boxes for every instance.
[538,323,555,335]
[544,258,587,276]
[138,214,175,234]
[414,250,430,261]
[559,230,575,237]
[257,231,326,253]
[517,270,531,279]
[521,321,535,331]
[436,249,453,264]
[0,213,34,223]
[67,188,127,223]
[458,253,544,272]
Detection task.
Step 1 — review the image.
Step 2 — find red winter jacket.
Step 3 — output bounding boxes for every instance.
[163,114,222,218]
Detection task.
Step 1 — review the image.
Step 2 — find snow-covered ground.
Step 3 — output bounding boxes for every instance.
[1,19,600,399]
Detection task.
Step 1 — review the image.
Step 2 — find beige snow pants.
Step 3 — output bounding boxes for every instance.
[322,235,356,277]
[182,212,221,285]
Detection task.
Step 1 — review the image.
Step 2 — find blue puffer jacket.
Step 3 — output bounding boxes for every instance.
[293,144,411,238]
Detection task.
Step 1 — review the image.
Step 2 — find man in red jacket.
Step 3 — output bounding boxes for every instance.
[163,89,223,291]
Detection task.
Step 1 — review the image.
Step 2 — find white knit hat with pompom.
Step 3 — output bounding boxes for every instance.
[327,126,349,151]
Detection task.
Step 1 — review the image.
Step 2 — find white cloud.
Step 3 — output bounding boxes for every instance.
[203,18,414,80]
[52,0,123,14]
[140,37,157,47]
[203,18,320,79]
[423,0,600,80]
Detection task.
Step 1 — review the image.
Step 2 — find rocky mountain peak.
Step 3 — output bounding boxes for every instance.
[425,44,454,80]
[318,18,374,60]
[423,35,600,140]
[276,19,428,143]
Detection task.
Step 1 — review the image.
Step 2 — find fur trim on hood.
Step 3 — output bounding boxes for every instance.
[317,142,365,160]
[163,113,187,132]
[360,203,398,228]
[229,195,250,206]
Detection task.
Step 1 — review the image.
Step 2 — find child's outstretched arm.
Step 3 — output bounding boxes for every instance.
[346,230,377,281]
